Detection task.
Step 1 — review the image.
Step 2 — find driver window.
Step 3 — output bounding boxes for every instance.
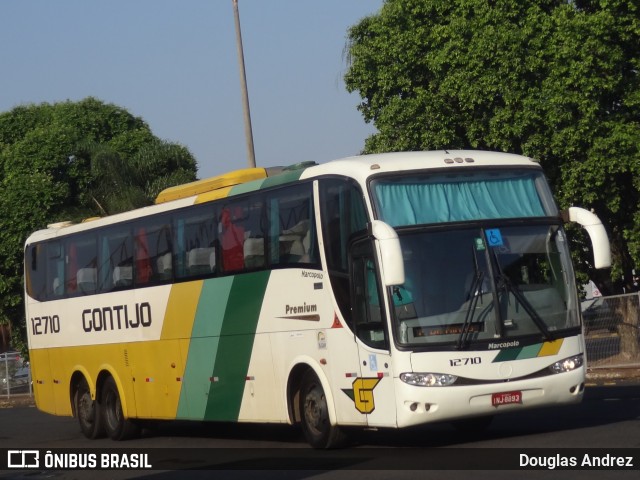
[351,241,387,350]
[319,178,368,329]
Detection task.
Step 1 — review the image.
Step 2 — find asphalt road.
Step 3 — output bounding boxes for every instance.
[0,385,638,479]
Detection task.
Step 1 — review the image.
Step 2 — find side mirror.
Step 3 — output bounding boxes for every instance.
[561,207,611,269]
[371,220,405,286]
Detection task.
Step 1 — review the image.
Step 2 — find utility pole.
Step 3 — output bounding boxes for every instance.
[232,0,256,168]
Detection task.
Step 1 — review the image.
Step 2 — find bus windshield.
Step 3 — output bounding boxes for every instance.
[370,169,579,349]
[390,225,578,348]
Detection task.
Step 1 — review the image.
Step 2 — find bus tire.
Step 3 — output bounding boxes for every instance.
[101,376,140,441]
[299,370,346,449]
[74,377,105,439]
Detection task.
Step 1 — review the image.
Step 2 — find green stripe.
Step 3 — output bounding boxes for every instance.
[492,347,523,362]
[517,343,543,360]
[259,170,304,189]
[492,342,549,362]
[204,271,270,421]
[230,178,267,196]
[177,277,234,419]
[229,169,304,197]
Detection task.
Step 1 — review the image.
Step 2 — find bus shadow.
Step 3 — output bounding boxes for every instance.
[140,418,303,444]
[351,385,640,447]
[138,385,640,449]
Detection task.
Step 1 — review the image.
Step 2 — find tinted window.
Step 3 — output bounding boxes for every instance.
[135,215,173,286]
[220,198,264,272]
[174,205,218,279]
[66,235,97,296]
[267,183,318,267]
[98,226,133,292]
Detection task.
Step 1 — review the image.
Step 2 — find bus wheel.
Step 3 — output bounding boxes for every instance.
[74,378,105,439]
[299,370,346,449]
[101,376,140,440]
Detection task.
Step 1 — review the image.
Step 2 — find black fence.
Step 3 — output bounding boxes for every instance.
[583,293,640,370]
[0,351,31,399]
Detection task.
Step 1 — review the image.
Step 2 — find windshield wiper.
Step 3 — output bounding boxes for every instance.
[494,266,556,342]
[457,270,484,350]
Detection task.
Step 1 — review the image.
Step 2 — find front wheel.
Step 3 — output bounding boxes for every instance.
[74,378,105,439]
[299,370,346,448]
[101,376,140,440]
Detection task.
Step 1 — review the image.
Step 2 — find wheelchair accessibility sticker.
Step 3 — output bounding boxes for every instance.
[486,229,504,247]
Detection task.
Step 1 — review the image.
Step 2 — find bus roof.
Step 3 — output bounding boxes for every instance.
[299,150,540,184]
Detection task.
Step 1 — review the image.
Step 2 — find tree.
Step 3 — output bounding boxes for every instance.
[0,171,65,352]
[76,138,197,215]
[0,98,198,352]
[344,0,640,289]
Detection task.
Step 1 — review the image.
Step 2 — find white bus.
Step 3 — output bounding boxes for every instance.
[24,150,610,448]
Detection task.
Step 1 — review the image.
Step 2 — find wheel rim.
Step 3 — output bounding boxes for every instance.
[303,384,327,436]
[104,388,121,432]
[78,390,95,427]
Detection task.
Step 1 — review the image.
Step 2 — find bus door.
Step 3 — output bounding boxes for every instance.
[350,239,396,427]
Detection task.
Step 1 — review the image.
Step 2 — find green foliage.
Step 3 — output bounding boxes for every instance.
[345,0,640,289]
[0,98,198,352]
[76,138,197,215]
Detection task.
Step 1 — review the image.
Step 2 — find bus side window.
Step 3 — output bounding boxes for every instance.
[267,183,318,267]
[135,217,173,285]
[99,227,133,292]
[135,228,152,285]
[243,200,267,270]
[66,242,78,294]
[71,236,97,295]
[219,200,265,273]
[220,206,246,271]
[26,244,47,301]
[46,241,64,299]
[175,205,218,279]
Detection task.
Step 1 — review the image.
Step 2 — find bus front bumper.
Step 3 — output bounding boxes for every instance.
[393,367,585,429]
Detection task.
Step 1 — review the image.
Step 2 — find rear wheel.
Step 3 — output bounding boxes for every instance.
[101,376,140,440]
[299,370,346,448]
[74,377,105,439]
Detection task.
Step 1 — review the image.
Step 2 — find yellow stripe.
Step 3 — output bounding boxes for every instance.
[195,185,234,204]
[161,281,203,340]
[538,339,563,357]
[156,168,266,203]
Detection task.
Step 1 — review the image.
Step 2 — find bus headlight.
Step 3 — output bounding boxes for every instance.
[400,372,458,387]
[548,354,584,374]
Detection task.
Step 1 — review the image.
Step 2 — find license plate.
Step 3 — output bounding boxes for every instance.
[491,390,522,407]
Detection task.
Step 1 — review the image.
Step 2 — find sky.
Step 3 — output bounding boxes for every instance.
[0,0,383,179]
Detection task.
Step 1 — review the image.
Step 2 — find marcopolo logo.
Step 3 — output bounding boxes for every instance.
[7,450,40,468]
[488,340,520,350]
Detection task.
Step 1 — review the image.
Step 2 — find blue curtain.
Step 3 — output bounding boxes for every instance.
[374,176,546,226]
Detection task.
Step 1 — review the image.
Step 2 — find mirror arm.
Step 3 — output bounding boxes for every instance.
[370,220,405,286]
[560,207,611,269]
